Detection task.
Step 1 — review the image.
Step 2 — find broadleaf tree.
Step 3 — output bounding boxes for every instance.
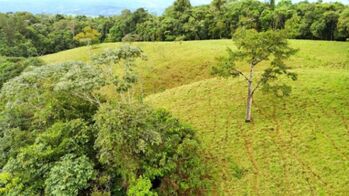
[212,28,297,122]
[0,46,208,195]
[74,26,101,46]
[338,8,349,39]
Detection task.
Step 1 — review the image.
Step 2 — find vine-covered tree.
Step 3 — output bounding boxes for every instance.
[212,29,297,122]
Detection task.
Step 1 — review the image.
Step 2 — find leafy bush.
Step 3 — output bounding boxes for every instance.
[128,176,156,196]
[45,154,95,196]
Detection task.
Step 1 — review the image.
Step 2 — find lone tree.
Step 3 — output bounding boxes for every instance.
[212,29,297,122]
[74,26,100,46]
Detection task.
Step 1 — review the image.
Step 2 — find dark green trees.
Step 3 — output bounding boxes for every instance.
[212,29,297,122]
[338,8,349,39]
[94,102,207,195]
[0,0,348,58]
[0,57,44,89]
[0,46,208,195]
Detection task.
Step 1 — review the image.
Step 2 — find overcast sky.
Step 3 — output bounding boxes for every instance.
[0,0,347,16]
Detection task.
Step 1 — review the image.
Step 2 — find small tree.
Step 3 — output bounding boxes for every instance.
[212,29,297,122]
[74,26,100,46]
[92,45,146,101]
[92,46,144,89]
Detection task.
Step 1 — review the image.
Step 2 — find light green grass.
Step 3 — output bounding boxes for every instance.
[41,40,349,95]
[41,40,349,194]
[146,70,349,195]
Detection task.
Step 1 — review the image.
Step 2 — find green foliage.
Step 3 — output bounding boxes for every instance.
[0,1,348,57]
[0,46,208,195]
[128,176,157,196]
[92,45,145,93]
[1,119,94,194]
[0,61,104,170]
[212,28,297,121]
[0,60,104,194]
[338,8,349,39]
[94,102,209,194]
[45,154,95,196]
[0,61,104,131]
[0,172,22,195]
[0,57,44,89]
[213,29,297,96]
[74,26,101,46]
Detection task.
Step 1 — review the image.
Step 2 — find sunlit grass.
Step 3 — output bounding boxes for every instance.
[41,39,349,194]
[41,40,349,95]
[146,70,349,194]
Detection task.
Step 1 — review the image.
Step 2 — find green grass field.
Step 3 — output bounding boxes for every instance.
[41,40,349,194]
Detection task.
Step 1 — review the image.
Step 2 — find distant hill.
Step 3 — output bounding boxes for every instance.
[0,0,347,16]
[0,0,211,16]
[0,0,141,15]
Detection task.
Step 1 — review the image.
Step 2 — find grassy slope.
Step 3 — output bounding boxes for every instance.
[41,40,349,194]
[146,71,349,194]
[41,40,349,95]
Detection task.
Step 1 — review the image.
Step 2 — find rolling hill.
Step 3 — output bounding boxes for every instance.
[41,40,349,95]
[41,40,349,194]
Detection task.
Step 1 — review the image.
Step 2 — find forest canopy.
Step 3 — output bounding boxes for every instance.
[0,0,348,57]
[0,46,209,195]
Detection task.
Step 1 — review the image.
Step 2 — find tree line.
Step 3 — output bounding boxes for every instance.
[0,0,348,57]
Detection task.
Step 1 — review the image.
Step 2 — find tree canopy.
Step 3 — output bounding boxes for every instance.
[74,26,101,46]
[0,46,209,195]
[212,28,297,122]
[0,0,348,57]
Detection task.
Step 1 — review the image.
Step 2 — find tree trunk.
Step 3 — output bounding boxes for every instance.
[245,64,254,123]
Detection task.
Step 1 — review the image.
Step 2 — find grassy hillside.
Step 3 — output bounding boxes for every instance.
[146,70,349,194]
[41,40,349,95]
[41,40,349,194]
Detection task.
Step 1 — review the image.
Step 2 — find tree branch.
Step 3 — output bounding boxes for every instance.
[252,79,263,95]
[235,69,249,81]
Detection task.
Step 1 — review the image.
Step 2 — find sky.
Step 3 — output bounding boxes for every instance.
[0,0,211,15]
[0,0,347,16]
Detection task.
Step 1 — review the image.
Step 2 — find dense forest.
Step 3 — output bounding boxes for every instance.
[0,0,348,57]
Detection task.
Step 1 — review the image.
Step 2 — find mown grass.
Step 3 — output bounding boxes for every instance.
[41,40,349,194]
